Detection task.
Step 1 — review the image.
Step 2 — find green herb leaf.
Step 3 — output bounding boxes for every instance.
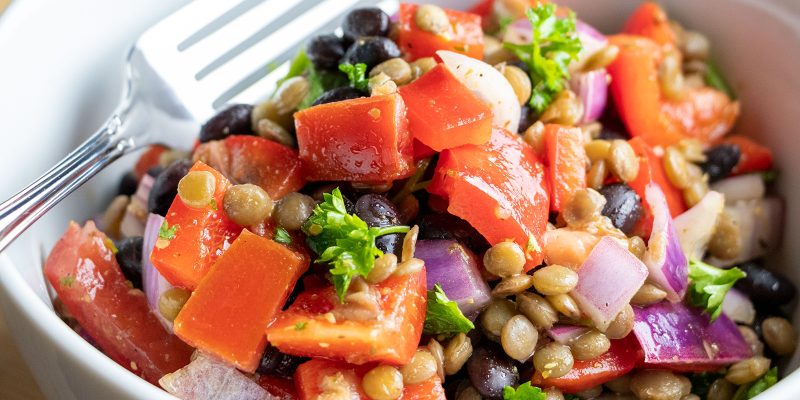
[687,259,746,320]
[274,227,293,245]
[423,284,475,335]
[704,60,735,100]
[208,199,218,211]
[299,67,349,109]
[503,382,546,400]
[339,63,369,92]
[503,4,582,113]
[158,221,179,241]
[59,274,75,288]
[294,322,307,331]
[275,50,311,93]
[302,188,410,302]
[733,367,778,400]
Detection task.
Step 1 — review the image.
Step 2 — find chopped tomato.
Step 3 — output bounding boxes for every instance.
[257,375,298,399]
[628,137,686,236]
[134,144,167,180]
[224,136,306,199]
[174,230,308,372]
[294,358,445,400]
[295,94,415,183]
[398,64,493,152]
[150,161,241,290]
[266,270,427,366]
[397,3,484,61]
[44,222,192,384]
[413,139,437,161]
[532,334,642,394]
[428,128,549,270]
[622,2,677,47]
[544,124,587,212]
[725,136,774,175]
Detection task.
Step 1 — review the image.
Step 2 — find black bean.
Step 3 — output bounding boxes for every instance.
[117,172,138,196]
[416,213,490,254]
[311,86,364,106]
[701,143,741,182]
[355,194,402,256]
[198,104,254,143]
[115,236,143,289]
[517,105,536,134]
[598,103,630,140]
[306,34,346,70]
[599,183,643,234]
[341,37,401,70]
[466,344,519,399]
[342,7,390,41]
[735,261,796,306]
[256,345,308,377]
[148,159,192,216]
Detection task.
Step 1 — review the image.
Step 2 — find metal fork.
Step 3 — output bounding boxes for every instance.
[0,0,398,252]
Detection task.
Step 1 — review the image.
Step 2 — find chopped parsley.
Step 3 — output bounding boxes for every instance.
[158,221,179,241]
[339,62,369,92]
[733,367,778,400]
[526,234,540,257]
[423,284,474,335]
[274,227,293,245]
[503,382,546,400]
[687,259,746,320]
[704,59,735,100]
[294,322,307,331]
[59,274,75,288]
[208,199,218,211]
[275,49,311,91]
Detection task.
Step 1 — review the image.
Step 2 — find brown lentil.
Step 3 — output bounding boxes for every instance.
[158,287,191,322]
[362,365,404,400]
[708,212,741,260]
[582,44,620,71]
[274,192,316,231]
[738,326,764,357]
[677,139,707,163]
[457,385,482,400]
[685,162,706,183]
[480,299,518,339]
[663,146,691,189]
[606,304,634,339]
[533,342,574,379]
[707,378,736,400]
[545,388,566,400]
[370,58,413,86]
[540,90,584,126]
[580,122,603,141]
[575,386,603,399]
[427,338,445,380]
[444,332,473,375]
[762,317,798,356]
[607,140,639,183]
[369,72,398,96]
[517,292,559,330]
[684,73,705,89]
[394,257,424,276]
[683,180,709,207]
[523,121,546,155]
[605,375,632,394]
[547,293,581,320]
[630,370,691,400]
[223,184,273,226]
[501,64,532,106]
[500,315,538,361]
[274,76,310,115]
[252,98,293,132]
[682,395,701,400]
[367,254,398,284]
[681,31,710,61]
[492,274,536,297]
[570,329,611,361]
[178,171,216,209]
[628,236,647,260]
[402,225,419,262]
[414,4,450,34]
[484,241,526,278]
[658,49,686,101]
[587,160,609,190]
[631,283,668,306]
[585,140,612,164]
[409,57,437,80]
[725,356,771,385]
[255,118,296,147]
[103,195,129,240]
[400,350,437,385]
[532,265,579,295]
[563,188,606,227]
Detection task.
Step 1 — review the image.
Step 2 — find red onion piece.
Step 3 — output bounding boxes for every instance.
[674,190,724,261]
[574,20,608,71]
[722,287,756,325]
[120,174,153,238]
[570,69,608,123]
[643,184,688,302]
[159,352,272,400]
[571,236,648,331]
[414,239,491,318]
[632,301,751,370]
[547,325,589,345]
[143,212,174,331]
[707,197,783,268]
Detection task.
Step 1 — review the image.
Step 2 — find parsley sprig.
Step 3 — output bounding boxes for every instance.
[503,382,546,400]
[687,259,746,320]
[339,63,369,92]
[503,4,582,113]
[423,284,474,335]
[302,188,409,302]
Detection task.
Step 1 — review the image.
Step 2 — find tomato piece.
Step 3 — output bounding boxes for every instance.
[294,358,445,400]
[257,375,298,399]
[628,137,686,236]
[150,161,241,290]
[224,136,306,199]
[725,136,774,175]
[413,139,437,161]
[174,230,308,372]
[44,222,192,384]
[295,94,414,183]
[544,124,587,212]
[661,87,740,144]
[428,128,549,270]
[134,144,167,180]
[532,334,642,394]
[396,3,484,61]
[622,2,677,47]
[398,64,493,151]
[266,270,427,366]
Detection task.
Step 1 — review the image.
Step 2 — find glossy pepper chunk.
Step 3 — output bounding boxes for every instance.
[150,161,241,290]
[622,2,677,47]
[224,136,305,199]
[428,128,549,270]
[173,230,308,373]
[544,124,587,212]
[398,64,493,152]
[396,3,484,61]
[266,270,427,366]
[628,137,686,237]
[725,136,774,175]
[295,93,414,183]
[44,222,193,384]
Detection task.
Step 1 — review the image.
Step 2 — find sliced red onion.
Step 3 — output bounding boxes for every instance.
[674,190,725,261]
[632,301,751,370]
[143,212,174,331]
[547,325,589,345]
[570,69,608,123]
[120,174,153,238]
[707,197,783,268]
[414,239,491,319]
[573,20,608,72]
[159,352,272,400]
[643,184,688,302]
[570,236,648,331]
[722,288,756,325]
[710,174,765,203]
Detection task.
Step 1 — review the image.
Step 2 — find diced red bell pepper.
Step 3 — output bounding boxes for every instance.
[44,222,192,384]
[428,128,549,270]
[174,230,308,372]
[398,64,493,151]
[295,94,414,183]
[725,136,774,175]
[266,270,427,366]
[134,144,167,180]
[294,358,446,400]
[544,124,587,212]
[224,136,306,199]
[396,3,484,61]
[150,161,241,290]
[628,137,686,237]
[413,140,437,161]
[532,334,642,394]
[622,2,677,47]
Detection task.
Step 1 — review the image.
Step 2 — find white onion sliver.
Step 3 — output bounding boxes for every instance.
[674,190,725,261]
[722,288,756,324]
[710,174,766,203]
[142,213,174,332]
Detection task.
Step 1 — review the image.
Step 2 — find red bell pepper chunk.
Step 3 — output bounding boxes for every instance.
[295,93,415,183]
[396,3,484,61]
[224,135,306,199]
[622,2,677,47]
[628,137,685,237]
[294,358,446,400]
[174,230,308,373]
[266,270,427,366]
[544,124,587,212]
[428,128,549,270]
[44,222,192,384]
[134,144,167,180]
[532,334,642,394]
[150,161,241,290]
[725,136,774,175]
[398,64,493,152]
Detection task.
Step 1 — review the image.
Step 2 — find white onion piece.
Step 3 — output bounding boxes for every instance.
[643,184,688,302]
[710,174,766,203]
[674,190,725,261]
[142,213,174,332]
[570,69,608,123]
[707,197,783,268]
[437,50,520,132]
[159,352,273,400]
[722,288,756,324]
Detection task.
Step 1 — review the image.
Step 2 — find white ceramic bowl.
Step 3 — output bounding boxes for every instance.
[1,0,799,399]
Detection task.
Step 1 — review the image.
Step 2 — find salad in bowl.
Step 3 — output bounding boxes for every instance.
[41,1,796,399]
